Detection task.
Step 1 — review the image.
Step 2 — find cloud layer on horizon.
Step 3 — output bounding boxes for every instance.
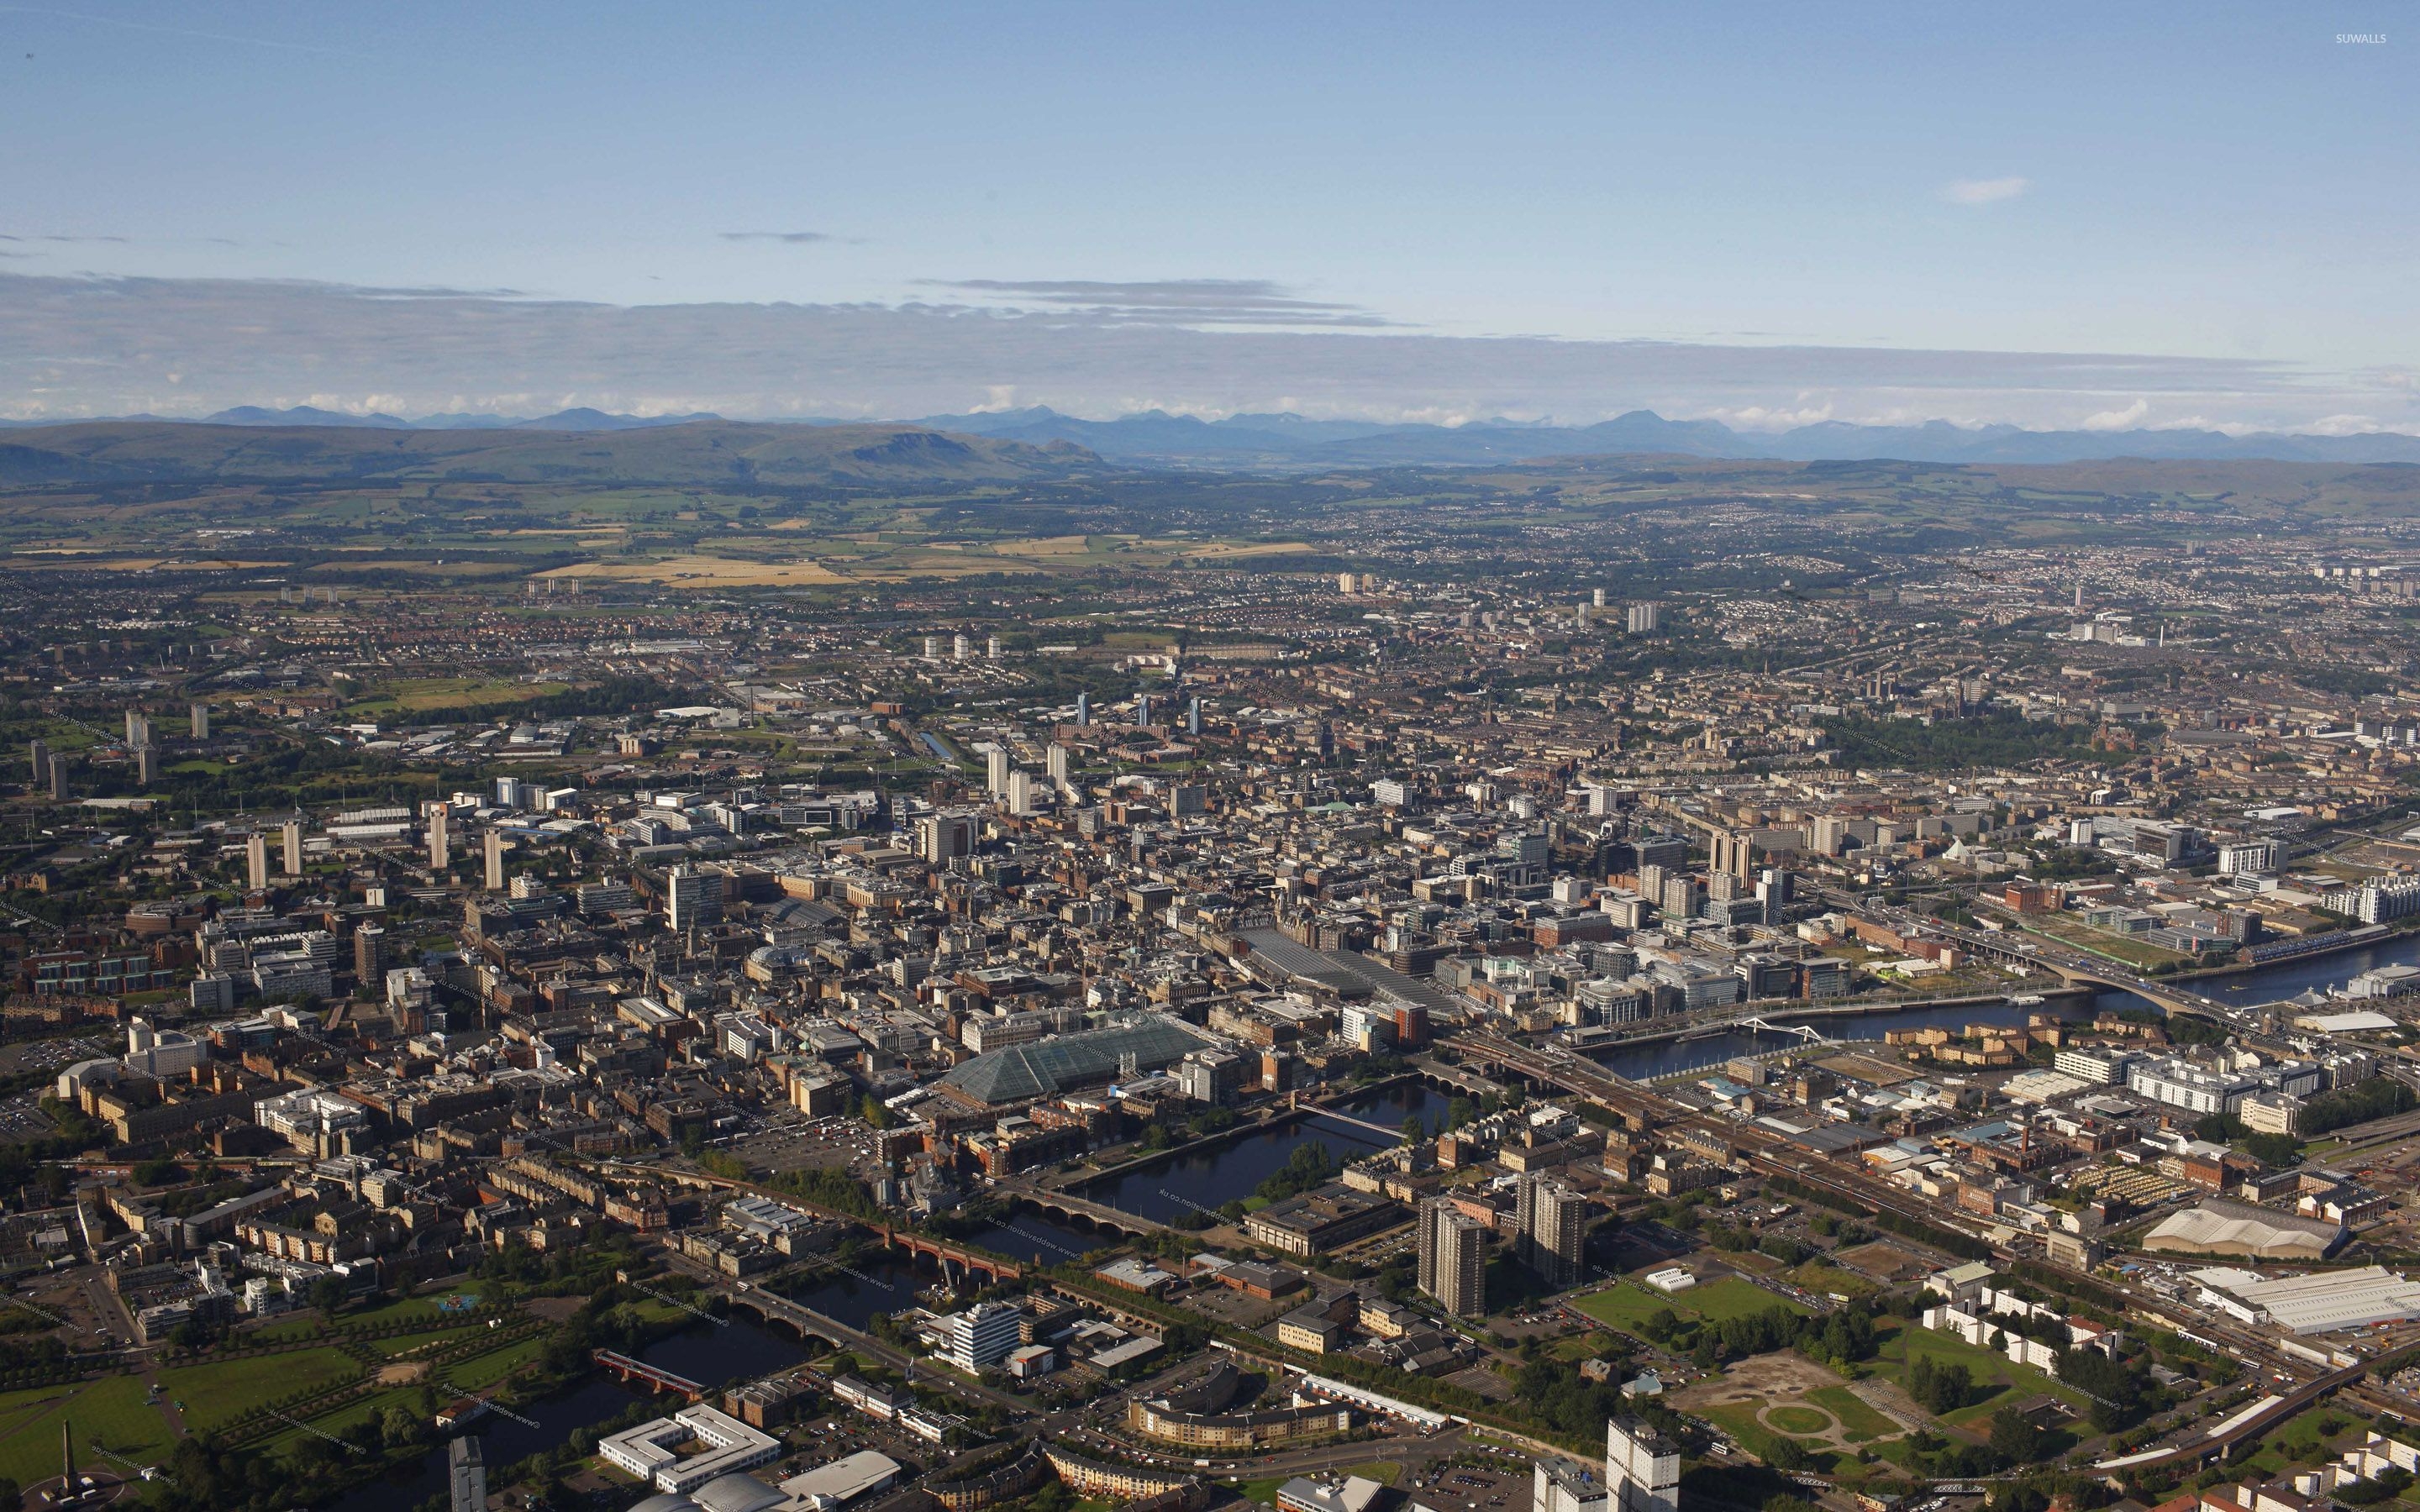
[0,270,2408,437]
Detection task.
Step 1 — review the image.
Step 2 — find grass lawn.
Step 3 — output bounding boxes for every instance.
[1695,1401,1820,1468]
[1790,1261,1879,1299]
[1233,1476,1291,1506]
[158,1346,364,1431]
[2233,1404,2364,1477]
[0,1376,174,1488]
[248,1385,416,1457]
[1879,1327,2086,1428]
[1570,1276,1803,1335]
[1570,1284,1683,1332]
[373,1325,482,1357]
[1341,1462,1402,1486]
[442,1336,550,1392]
[1551,1331,1616,1362]
[1766,1405,1833,1435]
[1686,1277,1809,1322]
[1805,1385,1902,1442]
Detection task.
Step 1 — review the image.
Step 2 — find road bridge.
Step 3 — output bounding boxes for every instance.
[996,1184,1169,1240]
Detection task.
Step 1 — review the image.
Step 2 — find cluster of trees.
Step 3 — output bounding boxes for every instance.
[2057,1345,2156,1431]
[1254,1141,1341,1204]
[1700,1225,1813,1267]
[2302,1076,2418,1137]
[1805,1213,1873,1245]
[1512,1357,1681,1444]
[1909,1355,1986,1414]
[1637,1300,1880,1371]
[2190,1113,2304,1168]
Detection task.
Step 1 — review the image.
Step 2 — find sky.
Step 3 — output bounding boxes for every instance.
[0,2,2412,431]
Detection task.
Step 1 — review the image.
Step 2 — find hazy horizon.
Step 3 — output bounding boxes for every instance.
[1,3,2411,434]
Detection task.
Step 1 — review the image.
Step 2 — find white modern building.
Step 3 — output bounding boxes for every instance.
[597,1404,779,1494]
[938,1301,1023,1373]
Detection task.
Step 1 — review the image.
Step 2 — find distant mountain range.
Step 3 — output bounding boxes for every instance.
[3,403,2417,469]
[902,406,2420,467]
[0,420,1092,488]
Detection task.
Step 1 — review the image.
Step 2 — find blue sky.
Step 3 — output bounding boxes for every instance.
[0,3,2411,429]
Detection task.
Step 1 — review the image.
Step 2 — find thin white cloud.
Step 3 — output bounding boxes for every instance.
[2081,398,2151,431]
[0,270,2404,437]
[1943,176,2032,206]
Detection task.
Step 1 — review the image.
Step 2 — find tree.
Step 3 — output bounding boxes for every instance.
[2243,1133,2302,1168]
[1991,1408,2043,1463]
[1764,1436,1812,1472]
[308,1275,350,1315]
[861,1095,897,1130]
[378,1404,424,1450]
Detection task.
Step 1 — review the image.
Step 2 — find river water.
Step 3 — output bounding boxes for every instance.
[350,1314,814,1512]
[1072,1079,1456,1224]
[349,936,2413,1509]
[1591,931,2420,1084]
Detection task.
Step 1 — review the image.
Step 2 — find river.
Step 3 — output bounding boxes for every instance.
[1072,1079,1456,1224]
[350,938,2413,1508]
[350,1313,814,1512]
[1589,932,2420,1083]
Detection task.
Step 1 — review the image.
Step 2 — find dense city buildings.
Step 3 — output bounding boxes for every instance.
[8,442,2420,1512]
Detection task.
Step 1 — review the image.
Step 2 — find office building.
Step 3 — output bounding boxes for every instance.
[597,1405,780,1495]
[918,812,978,864]
[666,866,724,929]
[1418,1200,1486,1318]
[939,1301,1024,1373]
[1076,690,1090,726]
[1137,693,1154,727]
[484,829,508,891]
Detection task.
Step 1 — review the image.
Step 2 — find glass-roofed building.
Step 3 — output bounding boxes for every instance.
[936,1012,1226,1108]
